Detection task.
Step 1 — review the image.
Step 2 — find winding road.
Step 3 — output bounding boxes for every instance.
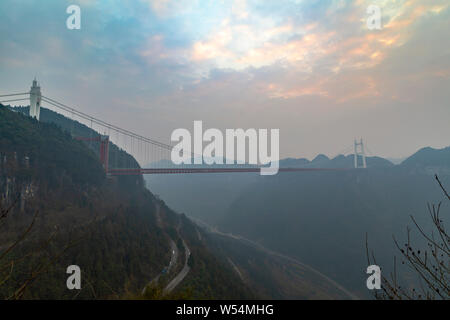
[164,238,190,294]
[141,239,178,295]
[142,201,191,295]
[191,217,359,300]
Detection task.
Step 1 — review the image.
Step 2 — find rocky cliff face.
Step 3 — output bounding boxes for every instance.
[0,152,37,212]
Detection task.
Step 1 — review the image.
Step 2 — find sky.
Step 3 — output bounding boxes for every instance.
[0,0,449,160]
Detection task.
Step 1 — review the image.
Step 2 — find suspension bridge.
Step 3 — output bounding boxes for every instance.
[0,81,371,176]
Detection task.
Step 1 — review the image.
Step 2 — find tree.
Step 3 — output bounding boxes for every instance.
[367,175,449,299]
[0,196,72,299]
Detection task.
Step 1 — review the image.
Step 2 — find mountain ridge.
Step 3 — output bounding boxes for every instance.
[0,104,255,299]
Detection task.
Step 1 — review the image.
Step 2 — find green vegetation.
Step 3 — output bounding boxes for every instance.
[0,104,254,299]
[0,106,104,187]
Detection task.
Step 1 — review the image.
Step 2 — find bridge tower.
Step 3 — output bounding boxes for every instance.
[354,138,366,168]
[74,135,109,173]
[29,78,42,121]
[99,135,109,173]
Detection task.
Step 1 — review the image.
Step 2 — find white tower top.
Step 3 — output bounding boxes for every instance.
[29,78,42,121]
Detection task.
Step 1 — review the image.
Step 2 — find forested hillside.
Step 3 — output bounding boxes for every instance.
[0,104,254,299]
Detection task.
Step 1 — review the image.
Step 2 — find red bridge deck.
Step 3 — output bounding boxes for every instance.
[108,167,349,175]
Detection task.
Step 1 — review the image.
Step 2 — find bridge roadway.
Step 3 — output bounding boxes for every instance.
[108,167,350,175]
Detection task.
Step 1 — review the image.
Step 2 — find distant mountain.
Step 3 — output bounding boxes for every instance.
[279,157,310,167]
[218,147,450,297]
[146,153,396,227]
[386,157,407,165]
[146,144,449,298]
[279,154,393,168]
[400,146,450,174]
[312,154,329,165]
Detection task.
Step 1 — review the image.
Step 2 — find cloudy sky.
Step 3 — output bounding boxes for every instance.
[0,0,449,160]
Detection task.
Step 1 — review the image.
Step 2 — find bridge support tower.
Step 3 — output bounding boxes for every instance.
[354,138,366,168]
[75,135,110,173]
[29,78,42,121]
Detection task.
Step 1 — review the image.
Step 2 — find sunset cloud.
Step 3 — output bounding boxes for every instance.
[0,0,448,158]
